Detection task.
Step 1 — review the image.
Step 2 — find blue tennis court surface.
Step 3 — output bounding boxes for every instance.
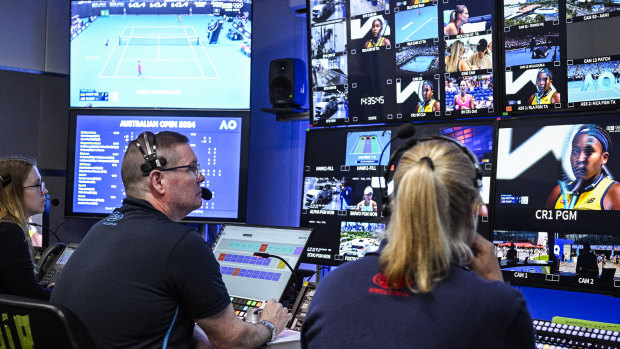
[395,6,438,44]
[345,131,390,166]
[71,15,251,109]
[568,80,620,103]
[505,46,560,67]
[401,55,434,72]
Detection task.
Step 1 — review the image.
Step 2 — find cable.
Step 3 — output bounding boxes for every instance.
[303,266,331,284]
[253,252,297,291]
[29,222,63,243]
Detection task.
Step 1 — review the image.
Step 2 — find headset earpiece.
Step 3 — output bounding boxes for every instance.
[0,174,11,187]
[134,132,167,175]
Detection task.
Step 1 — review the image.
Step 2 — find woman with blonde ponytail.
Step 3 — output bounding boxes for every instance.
[302,139,535,348]
[0,157,53,300]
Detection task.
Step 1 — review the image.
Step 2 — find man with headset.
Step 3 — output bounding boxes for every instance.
[51,131,291,348]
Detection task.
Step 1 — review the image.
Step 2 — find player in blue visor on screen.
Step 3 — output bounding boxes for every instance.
[416,80,440,113]
[546,125,620,210]
[528,68,560,105]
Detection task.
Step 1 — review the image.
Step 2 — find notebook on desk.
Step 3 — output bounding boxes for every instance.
[212,224,314,318]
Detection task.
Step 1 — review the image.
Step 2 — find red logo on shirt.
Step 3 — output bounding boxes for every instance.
[369,273,410,297]
[372,272,389,288]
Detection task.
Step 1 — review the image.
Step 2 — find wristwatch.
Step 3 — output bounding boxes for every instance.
[260,320,277,342]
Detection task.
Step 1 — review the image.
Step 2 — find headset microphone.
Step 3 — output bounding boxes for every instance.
[201,187,213,201]
[378,123,416,218]
[377,123,416,176]
[45,195,60,206]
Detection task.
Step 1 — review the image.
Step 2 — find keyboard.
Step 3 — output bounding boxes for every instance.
[534,319,620,349]
[230,296,263,318]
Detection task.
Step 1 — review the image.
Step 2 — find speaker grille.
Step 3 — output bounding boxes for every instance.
[270,76,293,103]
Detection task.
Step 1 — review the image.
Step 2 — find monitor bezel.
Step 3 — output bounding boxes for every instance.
[69,0,254,110]
[65,108,250,223]
[299,118,498,266]
[305,0,502,127]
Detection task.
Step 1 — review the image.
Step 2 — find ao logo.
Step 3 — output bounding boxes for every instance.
[554,244,560,256]
[581,72,616,91]
[219,120,238,130]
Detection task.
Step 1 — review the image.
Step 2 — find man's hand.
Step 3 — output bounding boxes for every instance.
[259,299,292,336]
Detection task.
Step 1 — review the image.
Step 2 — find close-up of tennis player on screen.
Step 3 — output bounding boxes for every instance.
[546,125,620,210]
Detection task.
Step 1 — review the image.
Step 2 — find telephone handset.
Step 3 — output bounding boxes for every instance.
[36,243,78,284]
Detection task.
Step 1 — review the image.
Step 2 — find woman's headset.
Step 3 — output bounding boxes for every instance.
[381,132,483,218]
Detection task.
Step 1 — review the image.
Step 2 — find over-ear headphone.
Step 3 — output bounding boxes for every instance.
[134,132,167,175]
[381,135,483,218]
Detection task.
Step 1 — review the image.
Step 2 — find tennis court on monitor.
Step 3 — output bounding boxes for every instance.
[71,14,251,109]
[100,25,220,80]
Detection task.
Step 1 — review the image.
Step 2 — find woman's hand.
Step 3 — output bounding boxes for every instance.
[470,234,503,282]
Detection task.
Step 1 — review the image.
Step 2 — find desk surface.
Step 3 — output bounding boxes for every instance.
[265,330,301,349]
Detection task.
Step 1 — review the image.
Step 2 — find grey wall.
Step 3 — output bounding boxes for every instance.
[0,0,69,74]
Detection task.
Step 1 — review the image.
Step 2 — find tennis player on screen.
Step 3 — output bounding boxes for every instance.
[527,68,560,105]
[416,80,440,113]
[364,18,391,49]
[137,60,143,79]
[546,125,620,210]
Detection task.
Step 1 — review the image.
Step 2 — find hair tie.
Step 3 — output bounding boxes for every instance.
[420,157,434,170]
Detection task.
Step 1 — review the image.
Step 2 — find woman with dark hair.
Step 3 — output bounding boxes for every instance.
[364,18,391,48]
[0,157,53,300]
[301,139,535,348]
[444,5,469,35]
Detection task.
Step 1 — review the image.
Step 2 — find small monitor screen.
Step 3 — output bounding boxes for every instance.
[494,230,620,295]
[501,0,620,116]
[300,120,495,265]
[56,249,76,266]
[494,114,620,234]
[70,0,252,109]
[66,110,249,222]
[212,224,313,302]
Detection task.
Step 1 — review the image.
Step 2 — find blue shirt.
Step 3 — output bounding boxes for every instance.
[301,244,535,348]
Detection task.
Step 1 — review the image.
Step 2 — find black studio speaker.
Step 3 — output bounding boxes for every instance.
[269,58,307,108]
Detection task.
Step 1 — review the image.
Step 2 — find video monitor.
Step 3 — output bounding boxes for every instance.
[300,119,495,265]
[66,109,250,222]
[307,0,499,126]
[494,113,620,234]
[493,230,620,295]
[502,0,620,115]
[70,0,252,109]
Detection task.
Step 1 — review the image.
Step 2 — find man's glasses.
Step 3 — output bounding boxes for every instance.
[159,163,201,178]
[23,181,45,193]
